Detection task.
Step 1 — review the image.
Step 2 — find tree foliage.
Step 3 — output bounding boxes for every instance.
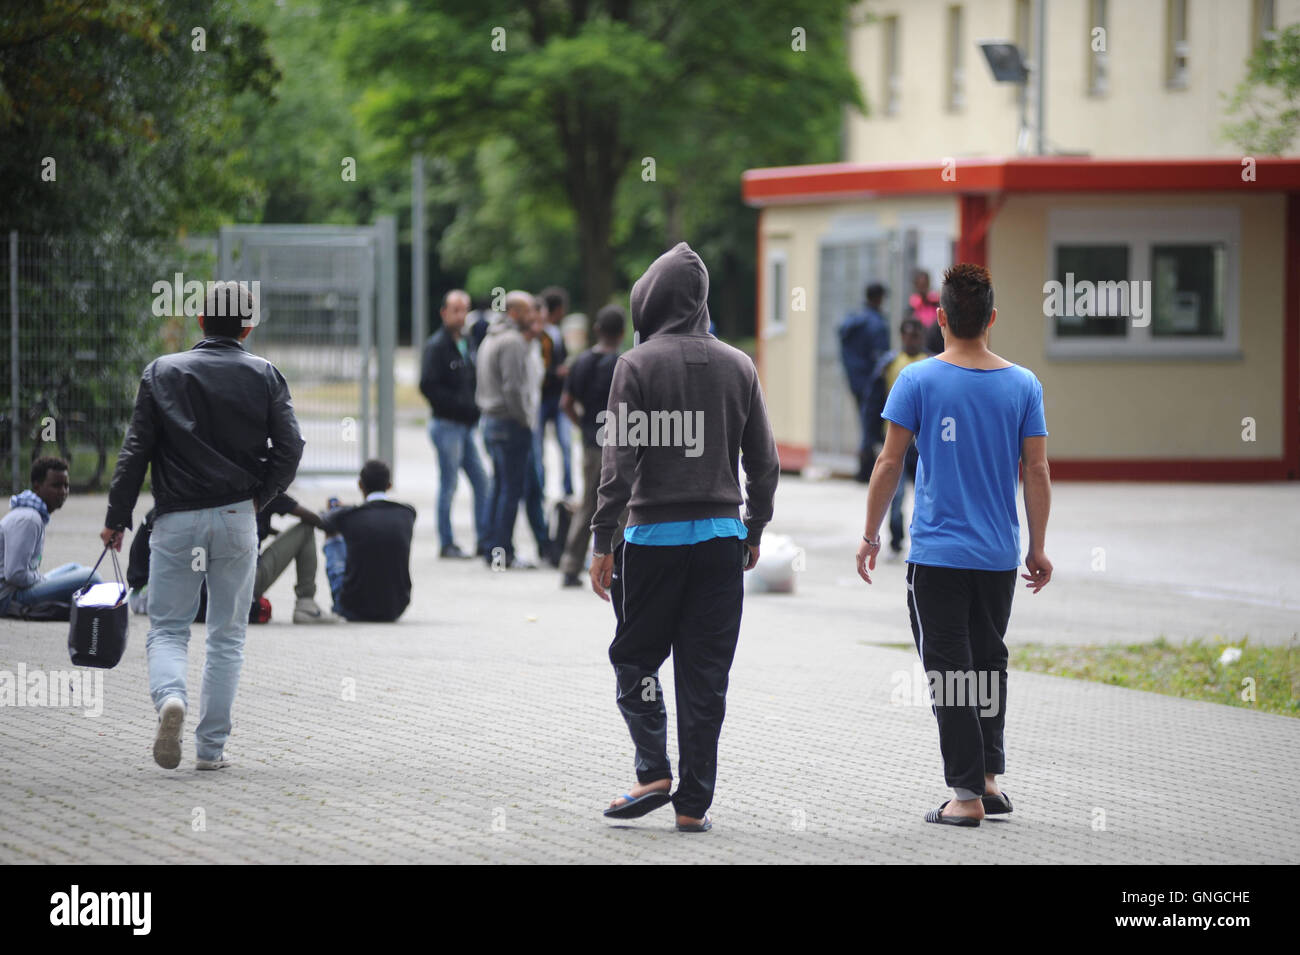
[337,0,863,329]
[1223,24,1300,156]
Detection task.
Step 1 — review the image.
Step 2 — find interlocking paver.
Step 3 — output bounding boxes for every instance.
[1,426,1296,863]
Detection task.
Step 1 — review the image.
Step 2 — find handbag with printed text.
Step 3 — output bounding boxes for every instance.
[68,546,130,669]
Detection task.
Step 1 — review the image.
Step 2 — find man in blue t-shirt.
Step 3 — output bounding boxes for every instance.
[856,263,1053,828]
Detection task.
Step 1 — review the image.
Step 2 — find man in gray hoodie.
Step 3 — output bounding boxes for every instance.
[476,291,549,568]
[590,242,779,833]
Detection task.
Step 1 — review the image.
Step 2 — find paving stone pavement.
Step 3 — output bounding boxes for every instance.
[1,427,1297,864]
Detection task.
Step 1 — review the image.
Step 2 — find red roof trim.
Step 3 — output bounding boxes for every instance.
[742,157,1300,205]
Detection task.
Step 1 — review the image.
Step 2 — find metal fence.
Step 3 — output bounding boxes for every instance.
[217,221,397,474]
[1,231,201,495]
[2,222,398,497]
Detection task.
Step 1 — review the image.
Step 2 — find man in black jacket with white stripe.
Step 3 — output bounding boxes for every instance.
[420,289,491,559]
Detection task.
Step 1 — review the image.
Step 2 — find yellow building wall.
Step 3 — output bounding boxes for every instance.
[988,192,1286,459]
[846,0,1300,162]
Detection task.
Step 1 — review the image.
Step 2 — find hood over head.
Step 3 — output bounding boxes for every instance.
[630,242,711,341]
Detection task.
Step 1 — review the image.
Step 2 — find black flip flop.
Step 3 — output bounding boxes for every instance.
[676,815,712,833]
[982,791,1013,815]
[603,789,672,819]
[924,800,980,827]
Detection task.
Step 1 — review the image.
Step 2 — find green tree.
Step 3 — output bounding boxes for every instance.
[0,0,278,237]
[1223,24,1300,156]
[338,0,862,322]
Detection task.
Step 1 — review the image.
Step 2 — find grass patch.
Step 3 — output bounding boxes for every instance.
[866,637,1299,717]
[1009,637,1298,717]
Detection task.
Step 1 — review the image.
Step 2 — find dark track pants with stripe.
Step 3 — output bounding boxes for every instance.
[906,562,1017,798]
[609,535,747,818]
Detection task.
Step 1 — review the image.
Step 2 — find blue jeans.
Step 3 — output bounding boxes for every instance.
[429,417,491,551]
[145,500,257,762]
[537,393,574,497]
[1,562,101,615]
[322,535,358,620]
[482,416,534,563]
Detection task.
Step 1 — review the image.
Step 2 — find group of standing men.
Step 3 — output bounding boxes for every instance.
[420,286,626,584]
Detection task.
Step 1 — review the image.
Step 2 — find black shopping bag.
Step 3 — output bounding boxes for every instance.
[68,546,129,669]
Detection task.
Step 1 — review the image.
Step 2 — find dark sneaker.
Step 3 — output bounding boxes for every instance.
[561,573,582,588]
[440,544,470,559]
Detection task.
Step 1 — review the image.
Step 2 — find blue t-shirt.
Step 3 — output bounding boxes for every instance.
[623,518,747,546]
[882,359,1047,571]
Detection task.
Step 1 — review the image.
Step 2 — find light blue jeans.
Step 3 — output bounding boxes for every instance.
[146,500,257,761]
[0,562,101,615]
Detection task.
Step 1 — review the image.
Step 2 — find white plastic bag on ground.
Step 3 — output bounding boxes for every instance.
[745,534,799,594]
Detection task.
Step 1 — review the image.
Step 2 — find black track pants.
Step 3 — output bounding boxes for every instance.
[905,562,1017,797]
[609,535,747,818]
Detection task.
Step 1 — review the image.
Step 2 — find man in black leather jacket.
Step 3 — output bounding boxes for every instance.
[100,281,304,772]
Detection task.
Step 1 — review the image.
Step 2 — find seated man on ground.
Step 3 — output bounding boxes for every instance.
[0,457,101,617]
[126,495,332,624]
[255,493,333,623]
[320,460,416,622]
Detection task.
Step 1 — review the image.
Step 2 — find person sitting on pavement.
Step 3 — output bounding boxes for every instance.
[254,492,333,623]
[0,456,102,617]
[320,459,416,622]
[124,495,331,625]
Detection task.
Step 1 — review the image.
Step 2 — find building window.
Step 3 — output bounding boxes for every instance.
[1045,207,1239,359]
[1052,244,1130,339]
[1253,0,1276,50]
[1151,244,1226,338]
[766,250,788,337]
[883,16,900,116]
[1088,0,1109,96]
[946,5,965,112]
[1166,0,1189,89]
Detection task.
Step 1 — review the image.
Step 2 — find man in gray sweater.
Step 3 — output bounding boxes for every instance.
[591,242,779,833]
[476,291,549,568]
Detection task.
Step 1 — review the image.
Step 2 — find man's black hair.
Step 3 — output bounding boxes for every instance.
[540,285,569,316]
[203,281,255,338]
[865,282,886,303]
[899,316,924,335]
[594,304,626,341]
[31,456,68,486]
[939,264,996,339]
[359,459,391,494]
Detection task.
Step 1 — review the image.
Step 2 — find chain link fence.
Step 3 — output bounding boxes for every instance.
[1,232,208,495]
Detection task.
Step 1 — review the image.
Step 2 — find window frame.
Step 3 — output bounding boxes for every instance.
[1043,207,1241,360]
[1166,0,1189,89]
[946,5,965,113]
[882,15,901,116]
[1087,0,1109,97]
[764,248,789,339]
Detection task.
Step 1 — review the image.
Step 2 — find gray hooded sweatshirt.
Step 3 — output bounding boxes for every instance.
[591,242,779,554]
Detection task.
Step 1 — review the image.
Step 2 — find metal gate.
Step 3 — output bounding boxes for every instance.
[217,221,397,474]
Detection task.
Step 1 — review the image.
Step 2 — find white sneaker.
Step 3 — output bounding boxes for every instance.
[153,697,185,770]
[196,755,232,770]
[293,597,337,624]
